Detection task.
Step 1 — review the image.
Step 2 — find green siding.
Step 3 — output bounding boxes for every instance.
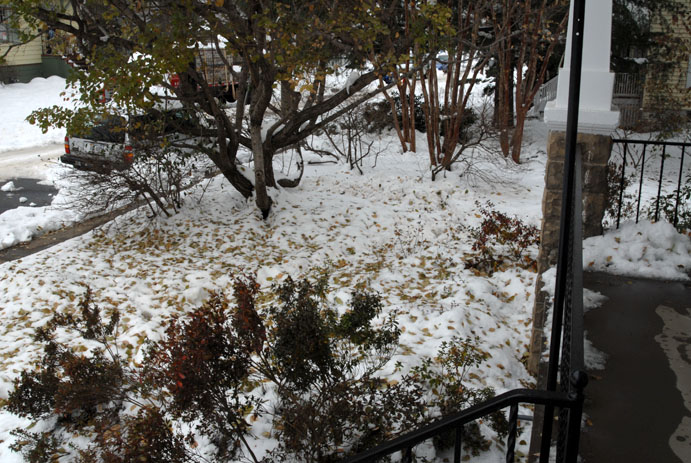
[40,55,74,79]
[0,55,74,83]
[0,62,41,83]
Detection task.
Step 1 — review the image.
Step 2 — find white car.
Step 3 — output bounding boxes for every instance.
[62,108,202,172]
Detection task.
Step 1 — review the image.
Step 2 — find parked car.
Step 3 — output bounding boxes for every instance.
[436,54,449,73]
[61,108,202,172]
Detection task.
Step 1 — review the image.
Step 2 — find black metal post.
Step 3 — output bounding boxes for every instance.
[655,145,667,222]
[674,146,685,226]
[507,404,519,463]
[454,426,462,463]
[616,143,628,229]
[636,145,647,224]
[540,0,587,461]
[564,152,587,463]
[564,371,589,463]
[403,446,412,463]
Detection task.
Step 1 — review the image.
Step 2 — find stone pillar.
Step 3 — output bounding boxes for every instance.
[529,0,620,375]
[527,131,613,376]
[526,131,614,463]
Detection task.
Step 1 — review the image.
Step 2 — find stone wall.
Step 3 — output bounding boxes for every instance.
[528,130,613,376]
[526,130,613,463]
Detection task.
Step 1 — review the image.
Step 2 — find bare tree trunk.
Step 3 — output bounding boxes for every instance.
[249,74,274,218]
[511,111,527,164]
[493,0,568,163]
[251,123,272,218]
[217,158,254,198]
[408,75,416,152]
[280,81,300,117]
[381,80,409,153]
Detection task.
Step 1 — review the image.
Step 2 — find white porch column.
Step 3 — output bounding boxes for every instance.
[530,0,620,385]
[544,0,620,134]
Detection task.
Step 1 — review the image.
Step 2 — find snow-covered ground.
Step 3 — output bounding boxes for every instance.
[0,162,83,249]
[0,76,76,153]
[0,142,545,462]
[0,77,83,249]
[0,144,64,182]
[0,76,689,462]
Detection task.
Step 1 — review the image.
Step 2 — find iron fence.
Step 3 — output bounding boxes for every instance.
[343,390,578,463]
[613,73,643,98]
[611,138,690,229]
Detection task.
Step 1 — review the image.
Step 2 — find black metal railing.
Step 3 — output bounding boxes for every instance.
[541,145,587,463]
[611,139,689,229]
[343,389,578,463]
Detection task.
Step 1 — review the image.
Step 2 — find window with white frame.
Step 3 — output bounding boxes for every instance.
[0,7,20,44]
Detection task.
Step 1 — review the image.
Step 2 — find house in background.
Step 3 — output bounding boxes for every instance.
[0,4,74,84]
[533,0,690,129]
[642,0,691,116]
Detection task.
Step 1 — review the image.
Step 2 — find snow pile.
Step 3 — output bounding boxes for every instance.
[584,221,691,281]
[0,182,19,192]
[0,203,80,249]
[345,70,361,94]
[0,77,74,153]
[0,167,83,250]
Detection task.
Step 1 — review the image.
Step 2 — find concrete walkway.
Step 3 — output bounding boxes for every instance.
[581,271,691,463]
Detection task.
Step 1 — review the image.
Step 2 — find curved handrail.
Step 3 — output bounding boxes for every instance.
[343,388,578,463]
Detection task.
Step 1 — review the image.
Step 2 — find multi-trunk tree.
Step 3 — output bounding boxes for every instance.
[10,0,450,217]
[491,0,568,164]
[419,0,495,179]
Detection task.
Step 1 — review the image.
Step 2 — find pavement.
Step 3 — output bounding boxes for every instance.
[0,144,63,181]
[0,144,62,214]
[581,271,691,463]
[0,177,58,214]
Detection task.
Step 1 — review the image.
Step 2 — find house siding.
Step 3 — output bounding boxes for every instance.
[642,0,691,111]
[0,36,42,66]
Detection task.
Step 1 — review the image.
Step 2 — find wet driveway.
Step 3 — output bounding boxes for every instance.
[581,272,691,463]
[0,178,58,215]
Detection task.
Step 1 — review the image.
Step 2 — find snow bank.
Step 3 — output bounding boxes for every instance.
[0,167,83,250]
[584,221,691,281]
[0,203,80,249]
[1,181,18,192]
[0,76,74,153]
